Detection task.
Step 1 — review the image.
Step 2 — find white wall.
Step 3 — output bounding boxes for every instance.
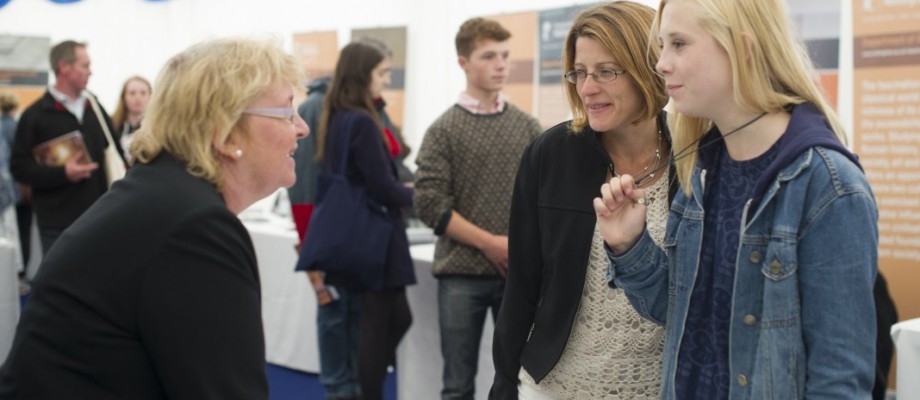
[0,0,854,162]
[0,0,660,165]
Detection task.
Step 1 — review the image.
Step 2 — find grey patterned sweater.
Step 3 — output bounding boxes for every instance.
[414,103,542,277]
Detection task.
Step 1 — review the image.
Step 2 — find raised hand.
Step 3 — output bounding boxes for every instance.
[593,174,649,254]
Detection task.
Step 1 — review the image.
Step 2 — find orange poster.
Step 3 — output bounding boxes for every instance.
[291,30,339,105]
[853,0,920,328]
[292,31,338,82]
[489,12,537,116]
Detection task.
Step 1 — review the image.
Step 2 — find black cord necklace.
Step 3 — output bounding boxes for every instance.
[632,112,768,186]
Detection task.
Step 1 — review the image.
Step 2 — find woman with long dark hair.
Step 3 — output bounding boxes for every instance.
[314,39,414,400]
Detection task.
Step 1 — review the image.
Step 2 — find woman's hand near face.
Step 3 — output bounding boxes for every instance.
[593,174,649,253]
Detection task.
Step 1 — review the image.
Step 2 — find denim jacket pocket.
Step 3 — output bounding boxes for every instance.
[758,242,800,329]
[760,245,797,282]
[756,242,806,399]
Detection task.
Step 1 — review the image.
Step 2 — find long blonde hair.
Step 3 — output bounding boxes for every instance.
[655,0,845,193]
[131,38,301,188]
[111,76,151,131]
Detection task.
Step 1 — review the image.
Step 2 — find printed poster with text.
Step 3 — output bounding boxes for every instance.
[853,0,920,321]
[536,5,590,128]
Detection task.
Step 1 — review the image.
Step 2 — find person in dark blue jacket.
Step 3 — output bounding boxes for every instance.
[313,39,415,400]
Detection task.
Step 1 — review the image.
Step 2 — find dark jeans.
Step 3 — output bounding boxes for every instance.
[358,287,411,400]
[15,203,30,269]
[317,286,363,399]
[438,276,504,400]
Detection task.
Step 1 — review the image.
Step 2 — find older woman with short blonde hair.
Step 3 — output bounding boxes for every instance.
[0,37,308,399]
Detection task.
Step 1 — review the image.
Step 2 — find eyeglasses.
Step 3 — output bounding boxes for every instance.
[563,68,627,84]
[243,107,296,124]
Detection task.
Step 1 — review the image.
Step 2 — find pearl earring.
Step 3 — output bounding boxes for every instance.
[235,148,243,158]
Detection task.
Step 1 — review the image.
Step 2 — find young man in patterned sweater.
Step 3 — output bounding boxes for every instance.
[413,17,542,400]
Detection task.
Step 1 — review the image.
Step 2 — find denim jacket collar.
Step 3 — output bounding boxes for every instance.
[696,103,859,216]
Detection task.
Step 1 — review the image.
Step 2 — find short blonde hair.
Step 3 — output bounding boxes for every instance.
[657,0,846,193]
[563,1,666,134]
[131,38,301,187]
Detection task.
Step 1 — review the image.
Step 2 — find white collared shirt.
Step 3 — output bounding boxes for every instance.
[48,86,88,123]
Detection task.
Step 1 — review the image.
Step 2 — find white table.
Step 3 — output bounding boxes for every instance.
[892,318,920,399]
[397,243,496,400]
[0,239,20,364]
[244,216,320,373]
[241,193,499,400]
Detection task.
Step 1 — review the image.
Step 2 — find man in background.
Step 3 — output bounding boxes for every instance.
[11,40,119,253]
[413,18,542,400]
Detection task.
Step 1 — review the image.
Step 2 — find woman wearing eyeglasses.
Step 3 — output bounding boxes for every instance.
[0,38,308,399]
[312,39,414,400]
[490,2,673,399]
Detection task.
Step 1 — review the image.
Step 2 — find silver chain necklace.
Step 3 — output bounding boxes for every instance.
[608,128,662,183]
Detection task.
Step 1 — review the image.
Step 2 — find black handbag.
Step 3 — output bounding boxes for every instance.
[295,113,391,290]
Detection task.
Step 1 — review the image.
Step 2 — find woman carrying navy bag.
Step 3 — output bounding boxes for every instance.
[313,38,415,400]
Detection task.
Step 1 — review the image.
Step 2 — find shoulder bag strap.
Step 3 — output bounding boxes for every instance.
[86,94,116,152]
[333,112,358,177]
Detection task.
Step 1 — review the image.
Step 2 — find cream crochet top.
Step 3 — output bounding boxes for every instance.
[519,170,669,399]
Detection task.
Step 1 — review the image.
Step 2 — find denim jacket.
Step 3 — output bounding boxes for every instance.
[607,104,878,400]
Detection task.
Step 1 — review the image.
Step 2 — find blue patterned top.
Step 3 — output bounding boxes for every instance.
[675,143,778,400]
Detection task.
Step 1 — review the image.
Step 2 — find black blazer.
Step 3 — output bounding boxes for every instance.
[0,153,267,400]
[490,115,676,399]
